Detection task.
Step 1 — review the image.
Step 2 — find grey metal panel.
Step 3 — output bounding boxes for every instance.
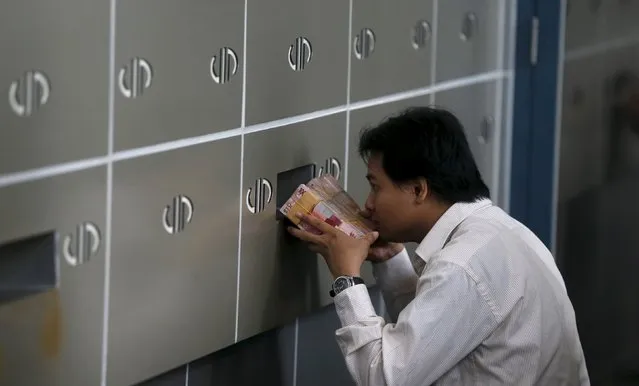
[296,288,383,386]
[564,0,605,52]
[0,0,109,175]
[296,305,355,386]
[244,0,349,126]
[558,44,639,203]
[188,323,296,386]
[557,16,639,384]
[114,0,244,151]
[136,366,187,386]
[0,168,107,386]
[435,0,500,83]
[107,139,241,386]
[557,57,607,203]
[434,82,497,197]
[602,1,639,42]
[350,0,434,103]
[238,113,347,340]
[565,0,639,52]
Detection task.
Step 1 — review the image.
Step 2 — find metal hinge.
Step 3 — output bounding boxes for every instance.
[530,16,539,65]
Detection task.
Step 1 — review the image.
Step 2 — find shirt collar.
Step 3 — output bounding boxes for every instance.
[414,198,494,265]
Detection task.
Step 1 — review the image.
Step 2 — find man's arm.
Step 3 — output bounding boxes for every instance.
[334,260,498,386]
[371,248,418,321]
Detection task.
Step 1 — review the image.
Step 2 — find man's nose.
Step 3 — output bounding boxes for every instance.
[364,194,374,212]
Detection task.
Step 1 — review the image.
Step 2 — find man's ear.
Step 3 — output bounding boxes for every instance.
[413,178,429,203]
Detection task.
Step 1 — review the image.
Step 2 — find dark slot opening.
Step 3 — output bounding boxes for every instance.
[276,163,316,222]
[275,164,322,307]
[0,231,57,305]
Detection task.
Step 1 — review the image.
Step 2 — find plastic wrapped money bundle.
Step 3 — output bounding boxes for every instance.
[279,174,374,238]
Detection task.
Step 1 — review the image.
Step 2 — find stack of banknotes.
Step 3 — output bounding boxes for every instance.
[279,174,374,238]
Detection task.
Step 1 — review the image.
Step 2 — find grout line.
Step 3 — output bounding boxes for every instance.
[0,71,508,189]
[550,0,568,257]
[491,0,506,204]
[100,0,117,384]
[502,74,516,212]
[292,319,299,386]
[344,0,353,191]
[54,230,61,290]
[185,363,190,386]
[429,0,439,105]
[564,33,639,62]
[0,156,108,188]
[234,0,248,344]
[234,137,245,343]
[493,86,504,203]
[496,0,506,73]
[500,0,518,212]
[243,105,346,135]
[344,112,351,191]
[113,128,243,162]
[240,1,248,130]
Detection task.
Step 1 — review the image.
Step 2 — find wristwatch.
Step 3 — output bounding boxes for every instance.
[330,275,365,297]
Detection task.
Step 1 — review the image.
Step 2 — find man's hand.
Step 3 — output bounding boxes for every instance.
[287,213,379,279]
[359,209,405,263]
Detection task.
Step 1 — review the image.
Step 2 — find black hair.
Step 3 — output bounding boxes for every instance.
[358,106,490,203]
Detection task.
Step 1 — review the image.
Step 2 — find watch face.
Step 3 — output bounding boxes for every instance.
[333,277,351,293]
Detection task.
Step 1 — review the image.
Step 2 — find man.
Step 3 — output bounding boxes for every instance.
[288,106,590,385]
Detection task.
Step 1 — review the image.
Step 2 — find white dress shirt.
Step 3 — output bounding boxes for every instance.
[333,199,590,386]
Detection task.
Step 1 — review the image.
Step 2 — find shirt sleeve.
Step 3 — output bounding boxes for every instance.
[371,248,419,321]
[333,260,499,386]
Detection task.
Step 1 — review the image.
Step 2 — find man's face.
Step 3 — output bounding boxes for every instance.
[363,155,416,242]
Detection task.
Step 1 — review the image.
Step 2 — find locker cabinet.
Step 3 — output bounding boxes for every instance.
[350,0,435,102]
[244,0,349,125]
[107,139,241,386]
[0,168,107,386]
[435,0,500,82]
[0,0,515,384]
[114,0,244,151]
[238,113,348,340]
[0,0,109,174]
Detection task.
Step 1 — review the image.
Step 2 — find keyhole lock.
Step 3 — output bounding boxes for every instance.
[478,116,493,145]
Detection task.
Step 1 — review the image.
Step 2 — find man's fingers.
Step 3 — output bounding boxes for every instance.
[365,231,380,245]
[287,226,324,244]
[296,213,336,234]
